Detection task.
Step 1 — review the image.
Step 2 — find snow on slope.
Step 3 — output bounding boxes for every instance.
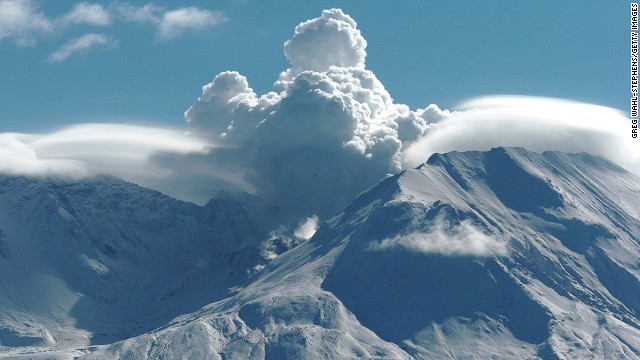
[0,176,278,357]
[79,147,640,359]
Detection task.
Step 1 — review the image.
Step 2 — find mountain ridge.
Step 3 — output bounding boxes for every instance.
[0,174,275,357]
[83,147,640,359]
[1,147,639,359]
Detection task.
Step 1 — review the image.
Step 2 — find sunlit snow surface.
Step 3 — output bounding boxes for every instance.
[1,147,636,359]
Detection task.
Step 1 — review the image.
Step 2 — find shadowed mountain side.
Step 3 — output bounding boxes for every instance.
[0,176,271,348]
[319,147,640,358]
[323,245,551,345]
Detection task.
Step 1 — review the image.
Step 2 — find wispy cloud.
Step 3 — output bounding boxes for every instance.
[157,7,226,40]
[0,1,226,58]
[59,2,111,27]
[48,33,116,62]
[0,0,53,46]
[109,2,162,24]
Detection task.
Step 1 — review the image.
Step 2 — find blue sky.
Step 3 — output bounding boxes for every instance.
[0,1,627,132]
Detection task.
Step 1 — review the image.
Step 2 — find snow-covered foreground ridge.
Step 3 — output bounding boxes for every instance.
[1,147,640,359]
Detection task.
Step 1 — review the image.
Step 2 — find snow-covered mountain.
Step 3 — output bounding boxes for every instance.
[0,176,278,358]
[2,147,640,359]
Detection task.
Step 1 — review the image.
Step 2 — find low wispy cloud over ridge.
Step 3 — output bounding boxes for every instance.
[402,96,639,175]
[0,124,212,201]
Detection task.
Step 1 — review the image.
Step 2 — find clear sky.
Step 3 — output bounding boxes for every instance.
[0,1,627,133]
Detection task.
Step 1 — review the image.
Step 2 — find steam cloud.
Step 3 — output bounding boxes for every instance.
[294,215,320,240]
[370,220,507,257]
[0,8,637,233]
[184,9,448,225]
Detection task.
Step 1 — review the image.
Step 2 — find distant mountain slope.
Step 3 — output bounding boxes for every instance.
[0,175,272,357]
[80,147,640,359]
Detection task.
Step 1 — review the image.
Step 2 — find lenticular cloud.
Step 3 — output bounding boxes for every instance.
[0,124,210,202]
[402,96,639,175]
